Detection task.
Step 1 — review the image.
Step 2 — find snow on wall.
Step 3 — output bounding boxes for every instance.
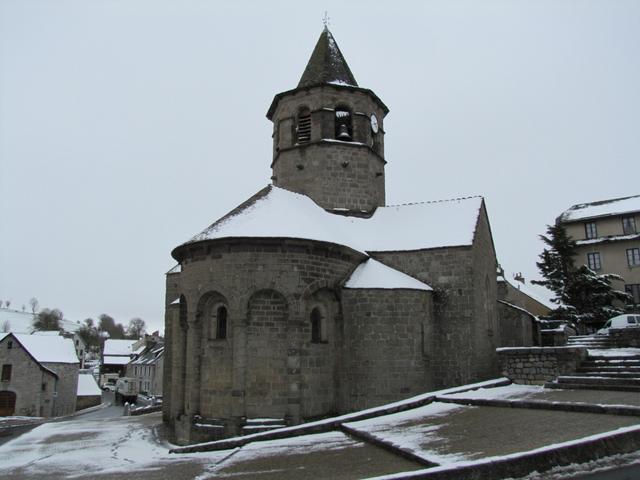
[344,259,432,291]
[184,186,482,254]
[559,194,640,222]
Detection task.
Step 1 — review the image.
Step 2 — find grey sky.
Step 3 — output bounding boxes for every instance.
[1,0,638,333]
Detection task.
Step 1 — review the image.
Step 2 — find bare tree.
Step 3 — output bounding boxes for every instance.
[126,318,146,339]
[5,300,10,309]
[29,297,39,314]
[1,320,10,333]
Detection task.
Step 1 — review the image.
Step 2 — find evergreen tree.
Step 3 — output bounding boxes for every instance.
[532,224,577,307]
[533,224,631,326]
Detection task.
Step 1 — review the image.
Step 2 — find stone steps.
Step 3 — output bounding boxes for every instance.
[241,418,287,435]
[573,371,640,378]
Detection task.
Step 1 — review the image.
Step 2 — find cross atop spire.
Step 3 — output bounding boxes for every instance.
[322,11,330,30]
[297,28,358,88]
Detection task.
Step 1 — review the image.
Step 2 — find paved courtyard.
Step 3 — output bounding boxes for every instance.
[0,385,639,479]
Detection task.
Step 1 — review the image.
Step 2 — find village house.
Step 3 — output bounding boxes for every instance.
[0,333,79,417]
[558,194,640,308]
[163,28,534,445]
[126,333,164,397]
[100,338,139,387]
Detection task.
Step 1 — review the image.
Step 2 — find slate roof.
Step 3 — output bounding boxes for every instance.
[174,186,483,258]
[558,194,640,223]
[298,27,358,88]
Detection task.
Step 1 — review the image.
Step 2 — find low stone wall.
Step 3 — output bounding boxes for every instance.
[539,328,569,347]
[76,395,101,411]
[497,347,588,384]
[608,328,640,348]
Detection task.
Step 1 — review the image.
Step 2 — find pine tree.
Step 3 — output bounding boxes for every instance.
[532,224,577,307]
[533,224,631,327]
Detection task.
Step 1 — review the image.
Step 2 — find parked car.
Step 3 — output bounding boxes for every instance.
[102,378,116,392]
[597,314,640,335]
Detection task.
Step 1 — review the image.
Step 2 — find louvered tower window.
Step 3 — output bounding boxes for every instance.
[296,107,311,144]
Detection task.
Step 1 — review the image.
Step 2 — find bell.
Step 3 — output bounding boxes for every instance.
[338,124,351,140]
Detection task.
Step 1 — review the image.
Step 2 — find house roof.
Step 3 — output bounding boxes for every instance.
[298,27,358,88]
[558,194,640,223]
[174,186,483,260]
[4,333,79,364]
[77,373,102,397]
[344,259,432,291]
[103,339,137,356]
[130,343,164,366]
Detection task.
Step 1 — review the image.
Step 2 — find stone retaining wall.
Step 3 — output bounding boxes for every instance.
[609,328,640,348]
[497,347,587,384]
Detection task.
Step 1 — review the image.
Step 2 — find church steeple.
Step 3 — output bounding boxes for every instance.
[298,28,358,88]
[267,28,389,214]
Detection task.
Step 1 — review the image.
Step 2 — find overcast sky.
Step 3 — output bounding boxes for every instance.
[1,0,638,333]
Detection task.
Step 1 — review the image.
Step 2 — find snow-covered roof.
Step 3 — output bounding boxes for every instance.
[575,232,640,246]
[130,343,164,365]
[104,356,131,365]
[344,259,432,291]
[167,264,181,274]
[9,333,79,364]
[103,339,137,356]
[559,194,640,223]
[77,374,102,397]
[179,186,483,256]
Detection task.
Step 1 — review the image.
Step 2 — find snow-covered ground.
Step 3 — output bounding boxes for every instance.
[0,413,226,478]
[588,348,640,357]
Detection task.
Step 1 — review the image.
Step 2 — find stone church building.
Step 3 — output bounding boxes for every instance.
[164,28,506,445]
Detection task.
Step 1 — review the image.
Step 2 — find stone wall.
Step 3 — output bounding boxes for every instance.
[273,142,385,212]
[76,394,101,411]
[165,238,364,444]
[370,202,498,389]
[608,328,640,347]
[269,84,386,212]
[497,347,588,384]
[45,362,79,416]
[340,288,433,412]
[497,301,536,348]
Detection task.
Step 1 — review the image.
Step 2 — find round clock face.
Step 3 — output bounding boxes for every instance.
[370,113,379,134]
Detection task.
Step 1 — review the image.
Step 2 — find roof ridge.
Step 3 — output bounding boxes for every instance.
[568,193,640,211]
[384,195,483,208]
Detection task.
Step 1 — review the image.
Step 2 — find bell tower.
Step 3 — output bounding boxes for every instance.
[267,28,389,214]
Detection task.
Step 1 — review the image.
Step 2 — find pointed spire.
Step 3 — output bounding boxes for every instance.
[297,29,358,88]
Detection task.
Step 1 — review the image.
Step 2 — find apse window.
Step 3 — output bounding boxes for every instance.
[310,307,327,343]
[335,107,352,141]
[215,306,228,339]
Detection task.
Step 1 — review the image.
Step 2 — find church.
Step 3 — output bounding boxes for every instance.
[163,28,506,445]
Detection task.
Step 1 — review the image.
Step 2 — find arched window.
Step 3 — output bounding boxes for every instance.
[216,305,227,339]
[335,106,352,141]
[296,107,311,144]
[310,307,326,343]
